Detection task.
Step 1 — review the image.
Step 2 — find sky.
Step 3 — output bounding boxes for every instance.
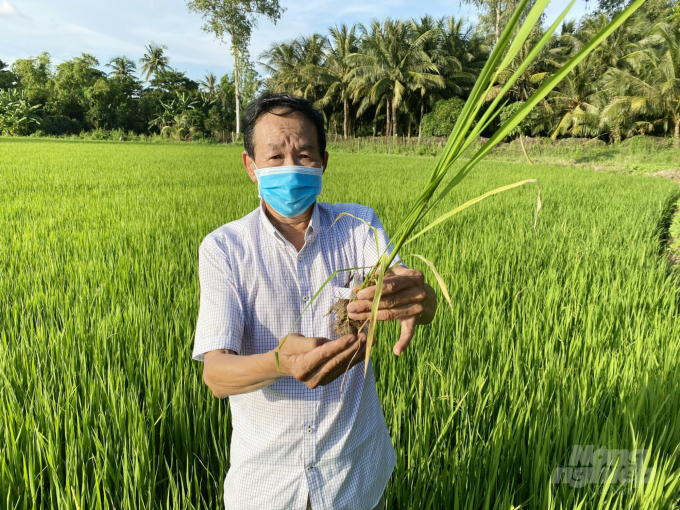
[0,0,593,82]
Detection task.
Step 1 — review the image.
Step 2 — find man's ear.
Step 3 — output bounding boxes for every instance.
[322,151,329,174]
[242,151,257,183]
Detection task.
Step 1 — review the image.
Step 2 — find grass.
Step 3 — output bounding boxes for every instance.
[1,138,680,509]
[669,202,680,266]
[326,135,680,175]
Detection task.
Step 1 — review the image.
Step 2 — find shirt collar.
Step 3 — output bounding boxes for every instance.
[258,200,321,244]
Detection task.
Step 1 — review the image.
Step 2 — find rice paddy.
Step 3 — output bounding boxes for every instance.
[1,138,680,509]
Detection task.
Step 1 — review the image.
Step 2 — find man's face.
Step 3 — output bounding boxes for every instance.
[242,110,328,182]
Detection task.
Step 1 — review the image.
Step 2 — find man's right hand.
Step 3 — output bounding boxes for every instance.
[276,333,369,389]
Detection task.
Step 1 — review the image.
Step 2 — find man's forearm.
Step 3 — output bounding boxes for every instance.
[203,349,282,398]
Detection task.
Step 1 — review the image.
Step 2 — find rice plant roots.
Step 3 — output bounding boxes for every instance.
[329,299,364,336]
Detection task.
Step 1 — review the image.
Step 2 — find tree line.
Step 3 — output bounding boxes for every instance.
[0,43,261,141]
[1,0,678,146]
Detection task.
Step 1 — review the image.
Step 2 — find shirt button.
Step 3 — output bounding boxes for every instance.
[306,466,312,472]
[302,295,309,302]
[298,255,302,262]
[306,427,313,434]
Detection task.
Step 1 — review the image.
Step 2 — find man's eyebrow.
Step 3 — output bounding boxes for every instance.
[265,143,318,152]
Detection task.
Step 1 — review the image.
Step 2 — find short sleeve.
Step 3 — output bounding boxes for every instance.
[361,207,404,270]
[192,238,244,361]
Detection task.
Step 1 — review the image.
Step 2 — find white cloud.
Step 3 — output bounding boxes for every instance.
[0,0,21,16]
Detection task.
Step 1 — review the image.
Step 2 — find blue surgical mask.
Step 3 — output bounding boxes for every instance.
[254,164,323,218]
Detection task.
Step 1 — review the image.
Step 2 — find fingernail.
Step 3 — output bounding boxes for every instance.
[346,303,356,312]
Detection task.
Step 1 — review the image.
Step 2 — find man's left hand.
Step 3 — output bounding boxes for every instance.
[346,265,437,356]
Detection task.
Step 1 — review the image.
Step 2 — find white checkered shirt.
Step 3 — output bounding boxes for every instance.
[193,200,397,510]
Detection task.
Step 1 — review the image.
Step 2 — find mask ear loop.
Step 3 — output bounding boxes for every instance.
[252,162,263,200]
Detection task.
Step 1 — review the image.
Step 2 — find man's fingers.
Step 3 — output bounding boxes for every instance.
[306,335,367,387]
[355,276,414,300]
[389,264,417,276]
[300,334,358,374]
[347,302,424,322]
[393,317,417,356]
[355,269,424,300]
[347,287,427,315]
[278,334,325,355]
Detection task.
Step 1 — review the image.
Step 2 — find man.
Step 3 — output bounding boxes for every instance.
[193,93,437,510]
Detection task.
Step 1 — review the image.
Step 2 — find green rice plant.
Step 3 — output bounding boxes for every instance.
[2,139,680,508]
[278,0,649,374]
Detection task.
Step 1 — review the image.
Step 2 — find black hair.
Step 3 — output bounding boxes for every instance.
[243,92,327,160]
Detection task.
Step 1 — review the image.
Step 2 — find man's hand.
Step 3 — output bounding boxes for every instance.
[346,265,437,356]
[277,333,370,389]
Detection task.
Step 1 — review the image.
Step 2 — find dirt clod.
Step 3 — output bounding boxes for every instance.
[648,169,680,184]
[328,299,365,336]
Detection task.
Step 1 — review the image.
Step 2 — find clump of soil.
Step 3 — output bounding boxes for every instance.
[328,299,365,336]
[648,169,680,184]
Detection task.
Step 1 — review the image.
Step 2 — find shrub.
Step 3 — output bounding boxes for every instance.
[421,97,466,137]
[41,115,82,136]
[499,101,546,139]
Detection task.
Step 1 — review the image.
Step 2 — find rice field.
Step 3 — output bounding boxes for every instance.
[1,138,680,509]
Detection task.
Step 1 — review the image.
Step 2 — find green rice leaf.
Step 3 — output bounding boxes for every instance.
[402,254,453,312]
[429,0,534,181]
[365,255,387,376]
[464,0,647,172]
[405,180,540,246]
[497,0,553,75]
[462,0,577,153]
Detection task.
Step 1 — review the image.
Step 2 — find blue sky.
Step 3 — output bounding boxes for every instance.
[0,0,593,82]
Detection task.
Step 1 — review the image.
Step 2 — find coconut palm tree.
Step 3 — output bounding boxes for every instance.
[485,24,556,146]
[348,18,441,138]
[260,40,299,92]
[106,56,137,79]
[433,16,486,88]
[533,14,644,140]
[412,16,484,140]
[577,11,647,80]
[139,43,170,83]
[260,34,327,101]
[488,18,557,107]
[199,72,218,95]
[602,22,680,147]
[315,24,361,139]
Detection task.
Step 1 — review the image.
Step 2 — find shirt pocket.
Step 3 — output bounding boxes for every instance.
[330,285,353,302]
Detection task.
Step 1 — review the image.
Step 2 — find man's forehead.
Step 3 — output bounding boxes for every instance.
[253,111,319,150]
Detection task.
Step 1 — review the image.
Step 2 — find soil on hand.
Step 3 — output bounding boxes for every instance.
[329,299,365,336]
